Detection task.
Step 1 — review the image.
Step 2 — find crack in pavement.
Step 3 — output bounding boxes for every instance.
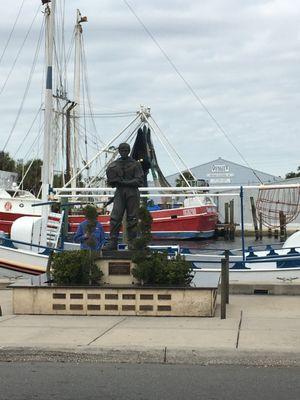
[236,310,243,349]
[86,317,127,346]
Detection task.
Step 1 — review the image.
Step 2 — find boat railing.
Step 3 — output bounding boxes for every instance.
[180,243,300,270]
[1,237,63,255]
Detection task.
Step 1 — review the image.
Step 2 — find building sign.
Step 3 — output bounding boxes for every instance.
[206,163,234,184]
[211,164,230,173]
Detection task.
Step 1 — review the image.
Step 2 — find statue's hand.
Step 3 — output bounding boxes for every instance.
[118,179,139,187]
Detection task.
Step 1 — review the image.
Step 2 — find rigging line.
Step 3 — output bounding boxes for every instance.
[13,105,43,158]
[0,2,41,96]
[80,113,137,118]
[62,113,141,188]
[76,118,106,145]
[23,122,44,161]
[16,156,37,196]
[2,17,44,152]
[77,126,105,148]
[150,116,196,180]
[0,0,26,65]
[53,39,64,91]
[86,120,142,187]
[123,0,263,184]
[81,36,100,141]
[66,27,76,66]
[81,112,136,116]
[144,114,194,191]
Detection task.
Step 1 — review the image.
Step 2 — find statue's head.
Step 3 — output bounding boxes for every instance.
[118,143,130,160]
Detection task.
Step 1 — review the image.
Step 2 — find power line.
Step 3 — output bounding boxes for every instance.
[0,2,41,96]
[13,105,43,158]
[122,0,263,184]
[3,17,44,152]
[0,0,26,66]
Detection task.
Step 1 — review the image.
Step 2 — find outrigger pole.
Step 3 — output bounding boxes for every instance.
[41,0,56,243]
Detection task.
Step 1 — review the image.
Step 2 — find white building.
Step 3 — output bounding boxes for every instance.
[166,157,280,187]
[166,159,300,231]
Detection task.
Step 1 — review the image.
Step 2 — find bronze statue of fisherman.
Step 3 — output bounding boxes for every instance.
[104,143,144,250]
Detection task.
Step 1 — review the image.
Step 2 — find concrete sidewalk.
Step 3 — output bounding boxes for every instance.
[0,289,300,365]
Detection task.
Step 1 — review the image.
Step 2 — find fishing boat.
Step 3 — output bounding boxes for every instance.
[0,0,218,276]
[0,2,218,241]
[0,188,40,234]
[2,1,299,283]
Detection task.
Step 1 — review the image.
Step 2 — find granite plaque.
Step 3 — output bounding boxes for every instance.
[108,262,131,275]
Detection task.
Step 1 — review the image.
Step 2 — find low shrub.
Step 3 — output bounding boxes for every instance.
[131,206,193,286]
[132,251,193,286]
[51,250,103,285]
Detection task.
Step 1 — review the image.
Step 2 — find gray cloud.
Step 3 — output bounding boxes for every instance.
[1,0,300,178]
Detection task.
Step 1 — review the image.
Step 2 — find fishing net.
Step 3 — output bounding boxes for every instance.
[256,186,300,228]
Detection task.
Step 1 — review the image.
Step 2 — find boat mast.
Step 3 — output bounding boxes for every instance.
[73,10,87,188]
[41,0,55,237]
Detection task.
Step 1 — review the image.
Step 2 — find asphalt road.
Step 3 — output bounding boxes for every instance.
[0,362,299,400]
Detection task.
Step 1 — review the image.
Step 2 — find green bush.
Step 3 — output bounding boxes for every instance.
[51,250,103,285]
[131,206,193,285]
[132,251,193,286]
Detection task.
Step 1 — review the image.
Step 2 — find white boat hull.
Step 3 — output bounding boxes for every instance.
[0,244,48,274]
[192,267,300,285]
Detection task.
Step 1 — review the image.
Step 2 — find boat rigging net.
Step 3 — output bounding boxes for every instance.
[256,186,300,228]
[131,125,170,187]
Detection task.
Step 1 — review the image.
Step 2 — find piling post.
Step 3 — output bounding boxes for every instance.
[229,199,235,240]
[259,212,263,240]
[279,211,286,241]
[224,203,229,240]
[240,186,246,265]
[221,258,227,319]
[250,197,259,240]
[224,203,229,224]
[224,250,230,304]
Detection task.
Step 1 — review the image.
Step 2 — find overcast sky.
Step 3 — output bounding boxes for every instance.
[1,0,300,178]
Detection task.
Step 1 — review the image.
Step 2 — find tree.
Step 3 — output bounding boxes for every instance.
[16,159,42,196]
[285,166,300,179]
[175,170,195,187]
[0,151,16,172]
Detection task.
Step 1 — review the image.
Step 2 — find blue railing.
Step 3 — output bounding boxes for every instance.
[1,237,63,255]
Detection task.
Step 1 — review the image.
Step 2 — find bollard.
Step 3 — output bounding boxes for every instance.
[0,305,2,317]
[224,250,230,304]
[250,197,259,240]
[221,258,227,319]
[259,212,263,240]
[229,199,235,240]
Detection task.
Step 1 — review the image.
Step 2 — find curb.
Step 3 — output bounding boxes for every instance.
[0,347,300,366]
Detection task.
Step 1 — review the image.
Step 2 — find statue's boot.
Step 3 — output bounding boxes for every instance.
[103,238,118,251]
